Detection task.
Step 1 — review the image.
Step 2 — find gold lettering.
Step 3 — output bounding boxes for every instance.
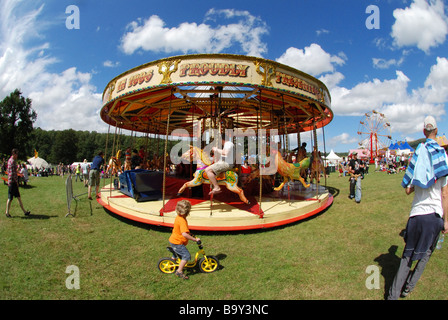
[179,62,249,78]
[275,71,319,96]
[128,70,153,88]
[117,79,127,93]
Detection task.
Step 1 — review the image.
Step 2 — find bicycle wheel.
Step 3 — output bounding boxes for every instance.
[157,258,177,274]
[198,256,219,273]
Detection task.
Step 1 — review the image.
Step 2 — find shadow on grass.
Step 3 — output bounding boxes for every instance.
[19,214,58,219]
[182,253,227,278]
[374,245,401,299]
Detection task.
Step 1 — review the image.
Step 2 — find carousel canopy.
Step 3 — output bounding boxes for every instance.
[101,54,333,137]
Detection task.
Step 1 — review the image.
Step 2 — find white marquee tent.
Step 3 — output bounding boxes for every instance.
[27,157,49,169]
[324,149,342,166]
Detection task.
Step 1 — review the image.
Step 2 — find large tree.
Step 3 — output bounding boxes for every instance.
[0,89,37,159]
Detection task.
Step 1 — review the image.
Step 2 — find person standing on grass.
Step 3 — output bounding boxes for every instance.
[168,200,200,280]
[348,152,363,203]
[5,148,30,218]
[81,159,89,187]
[88,151,104,200]
[388,116,448,300]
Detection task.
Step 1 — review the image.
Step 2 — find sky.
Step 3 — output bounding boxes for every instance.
[1,0,448,153]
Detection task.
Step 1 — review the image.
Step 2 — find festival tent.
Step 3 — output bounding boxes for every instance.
[390,142,400,150]
[396,141,413,155]
[389,140,413,155]
[27,157,49,169]
[324,149,342,166]
[399,141,414,151]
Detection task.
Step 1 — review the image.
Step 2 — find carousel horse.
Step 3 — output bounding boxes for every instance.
[176,146,249,204]
[107,150,123,176]
[272,149,311,191]
[309,149,325,183]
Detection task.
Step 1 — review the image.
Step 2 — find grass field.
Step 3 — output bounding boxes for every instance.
[0,169,447,300]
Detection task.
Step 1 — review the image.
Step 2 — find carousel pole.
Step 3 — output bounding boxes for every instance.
[210,86,223,216]
[104,123,112,197]
[161,88,173,215]
[281,94,291,201]
[322,121,328,188]
[258,89,263,218]
[312,116,319,199]
[108,122,118,199]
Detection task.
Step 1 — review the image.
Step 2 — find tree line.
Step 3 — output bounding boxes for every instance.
[0,89,176,165]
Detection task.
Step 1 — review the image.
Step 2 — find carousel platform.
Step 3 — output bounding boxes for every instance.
[97,175,333,231]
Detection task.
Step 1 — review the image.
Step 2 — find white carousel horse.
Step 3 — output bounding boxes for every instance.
[176,146,249,204]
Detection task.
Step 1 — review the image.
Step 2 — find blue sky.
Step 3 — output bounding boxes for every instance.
[1,0,448,153]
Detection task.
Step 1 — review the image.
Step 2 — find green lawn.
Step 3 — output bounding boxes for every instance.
[0,170,447,300]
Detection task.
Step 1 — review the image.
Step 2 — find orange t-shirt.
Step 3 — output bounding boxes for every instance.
[169,215,190,245]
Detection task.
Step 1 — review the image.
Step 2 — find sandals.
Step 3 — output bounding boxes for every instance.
[5,211,30,218]
[175,271,189,280]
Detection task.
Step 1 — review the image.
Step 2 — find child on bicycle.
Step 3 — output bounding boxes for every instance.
[168,200,200,279]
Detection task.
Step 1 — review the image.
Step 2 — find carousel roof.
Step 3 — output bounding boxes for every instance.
[100,54,333,136]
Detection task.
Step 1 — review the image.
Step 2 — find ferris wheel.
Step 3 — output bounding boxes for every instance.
[357,110,392,162]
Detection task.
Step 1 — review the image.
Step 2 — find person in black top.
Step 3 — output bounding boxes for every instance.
[348,152,364,203]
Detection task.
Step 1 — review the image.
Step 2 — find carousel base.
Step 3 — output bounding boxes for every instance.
[97,177,333,232]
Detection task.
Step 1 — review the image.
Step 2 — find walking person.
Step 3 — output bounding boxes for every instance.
[81,159,89,187]
[348,152,363,203]
[5,148,30,217]
[88,151,105,200]
[387,116,448,299]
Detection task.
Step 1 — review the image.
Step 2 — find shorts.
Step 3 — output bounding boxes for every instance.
[8,183,20,200]
[170,243,191,261]
[89,169,101,186]
[208,161,232,175]
[403,213,444,261]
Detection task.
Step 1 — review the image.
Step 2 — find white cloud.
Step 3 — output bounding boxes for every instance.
[276,44,346,77]
[28,68,102,131]
[120,9,268,57]
[329,58,448,138]
[417,56,448,104]
[331,71,411,116]
[275,43,447,139]
[372,57,404,69]
[0,0,104,132]
[319,72,345,90]
[391,0,448,53]
[329,133,358,146]
[103,60,120,68]
[316,29,329,36]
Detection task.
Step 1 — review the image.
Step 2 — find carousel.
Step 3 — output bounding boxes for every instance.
[98,53,334,231]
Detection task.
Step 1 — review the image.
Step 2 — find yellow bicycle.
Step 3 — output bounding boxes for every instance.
[157,239,220,274]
